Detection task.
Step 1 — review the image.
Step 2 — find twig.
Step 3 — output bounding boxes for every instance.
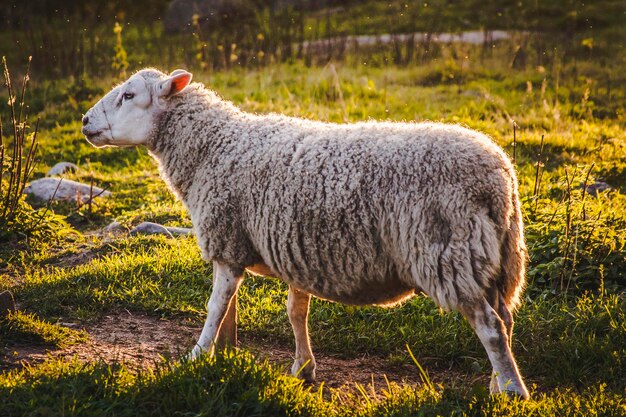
[557,168,575,292]
[579,163,595,221]
[28,177,64,233]
[532,134,545,212]
[533,135,545,197]
[582,210,602,251]
[19,119,39,196]
[512,122,517,165]
[17,57,31,127]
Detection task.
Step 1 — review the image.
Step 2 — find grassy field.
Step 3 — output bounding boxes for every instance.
[0,27,625,417]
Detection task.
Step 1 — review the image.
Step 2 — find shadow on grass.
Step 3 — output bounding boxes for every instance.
[1,349,624,417]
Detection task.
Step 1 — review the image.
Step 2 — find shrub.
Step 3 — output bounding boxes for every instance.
[0,57,69,244]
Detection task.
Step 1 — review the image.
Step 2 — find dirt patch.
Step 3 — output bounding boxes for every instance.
[245,336,486,391]
[253,342,426,391]
[1,310,486,392]
[58,311,198,366]
[0,311,197,371]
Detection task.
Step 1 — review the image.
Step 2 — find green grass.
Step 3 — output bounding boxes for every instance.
[0,351,624,417]
[7,234,625,389]
[1,47,625,415]
[0,311,88,349]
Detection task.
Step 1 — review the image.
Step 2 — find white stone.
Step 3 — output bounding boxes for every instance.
[46,162,79,176]
[129,221,193,237]
[102,221,126,234]
[24,178,111,204]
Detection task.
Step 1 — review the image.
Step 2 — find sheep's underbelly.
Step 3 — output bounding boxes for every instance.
[308,279,416,306]
[247,262,416,306]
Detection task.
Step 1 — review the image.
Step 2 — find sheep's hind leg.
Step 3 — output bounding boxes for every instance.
[187,261,243,360]
[460,298,529,399]
[490,293,516,393]
[287,285,316,382]
[485,290,516,394]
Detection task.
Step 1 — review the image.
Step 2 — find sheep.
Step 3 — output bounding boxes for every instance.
[82,68,530,399]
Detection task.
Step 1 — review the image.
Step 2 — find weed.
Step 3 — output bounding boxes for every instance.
[0,58,71,246]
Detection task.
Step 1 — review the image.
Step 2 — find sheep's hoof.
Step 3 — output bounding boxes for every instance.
[501,388,530,401]
[291,359,316,383]
[489,372,500,394]
[184,344,210,362]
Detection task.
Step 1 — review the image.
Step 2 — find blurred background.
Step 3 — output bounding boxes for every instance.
[1,0,623,79]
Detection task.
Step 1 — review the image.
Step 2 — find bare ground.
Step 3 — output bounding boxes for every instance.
[1,310,485,392]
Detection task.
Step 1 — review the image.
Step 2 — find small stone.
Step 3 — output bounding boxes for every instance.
[129,221,193,237]
[583,180,612,197]
[0,291,16,317]
[46,162,79,177]
[130,222,173,237]
[163,226,194,236]
[102,221,125,234]
[24,178,111,204]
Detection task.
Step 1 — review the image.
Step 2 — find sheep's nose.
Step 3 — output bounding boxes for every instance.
[82,116,89,126]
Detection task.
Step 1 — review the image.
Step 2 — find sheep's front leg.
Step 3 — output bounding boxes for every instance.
[288,285,316,382]
[460,298,529,399]
[188,261,243,359]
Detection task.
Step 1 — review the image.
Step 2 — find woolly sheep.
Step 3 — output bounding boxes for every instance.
[82,68,529,398]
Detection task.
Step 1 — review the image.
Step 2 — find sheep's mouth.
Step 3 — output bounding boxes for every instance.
[82,128,107,145]
[82,127,102,138]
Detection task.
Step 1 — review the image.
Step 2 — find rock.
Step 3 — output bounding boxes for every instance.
[46,162,79,176]
[102,221,126,234]
[0,291,16,318]
[130,222,172,237]
[162,225,194,236]
[129,221,193,237]
[24,178,111,204]
[582,180,613,197]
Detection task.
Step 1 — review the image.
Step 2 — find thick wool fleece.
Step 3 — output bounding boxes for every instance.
[145,71,526,312]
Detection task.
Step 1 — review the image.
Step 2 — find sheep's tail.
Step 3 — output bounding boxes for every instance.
[496,182,527,312]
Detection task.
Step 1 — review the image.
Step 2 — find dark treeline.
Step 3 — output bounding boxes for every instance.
[0,0,623,78]
[2,0,623,32]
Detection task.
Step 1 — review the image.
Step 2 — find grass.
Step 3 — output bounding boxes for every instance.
[7,233,625,389]
[0,310,88,349]
[0,351,624,417]
[0,41,625,415]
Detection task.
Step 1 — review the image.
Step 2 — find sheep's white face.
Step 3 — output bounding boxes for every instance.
[82,69,192,147]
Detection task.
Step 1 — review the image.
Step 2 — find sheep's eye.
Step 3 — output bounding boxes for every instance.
[122,92,134,101]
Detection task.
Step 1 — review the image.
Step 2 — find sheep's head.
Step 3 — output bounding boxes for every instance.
[82,69,192,147]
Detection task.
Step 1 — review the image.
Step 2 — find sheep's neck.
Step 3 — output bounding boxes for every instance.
[148,103,239,201]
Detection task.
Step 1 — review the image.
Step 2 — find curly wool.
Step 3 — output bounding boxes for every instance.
[145,71,526,312]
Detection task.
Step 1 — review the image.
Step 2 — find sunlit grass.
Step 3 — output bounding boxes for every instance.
[0,350,624,417]
[0,310,88,349]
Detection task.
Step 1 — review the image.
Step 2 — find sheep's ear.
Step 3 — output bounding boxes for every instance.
[157,70,193,98]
